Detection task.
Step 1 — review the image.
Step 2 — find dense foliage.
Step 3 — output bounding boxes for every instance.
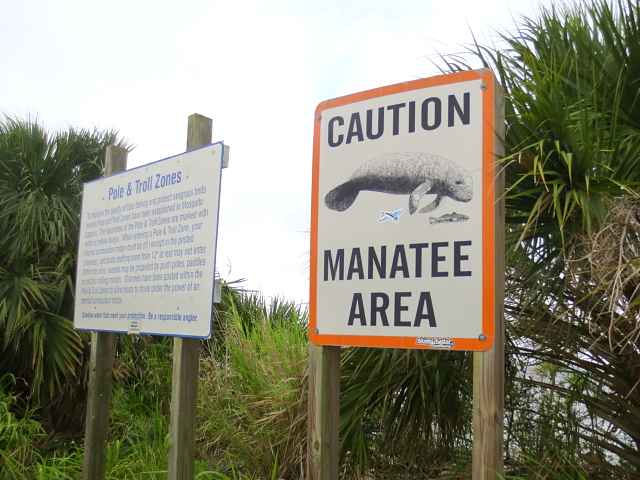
[0,287,308,479]
[0,116,129,430]
[441,0,640,476]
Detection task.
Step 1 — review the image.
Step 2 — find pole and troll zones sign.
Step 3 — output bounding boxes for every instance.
[310,69,499,351]
[74,143,225,338]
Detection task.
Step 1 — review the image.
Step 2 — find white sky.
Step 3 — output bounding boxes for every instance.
[1,0,541,305]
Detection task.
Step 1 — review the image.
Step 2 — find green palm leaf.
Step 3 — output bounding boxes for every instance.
[0,115,130,412]
[437,0,640,472]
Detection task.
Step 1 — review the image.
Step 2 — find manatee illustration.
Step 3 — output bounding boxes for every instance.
[324,152,473,214]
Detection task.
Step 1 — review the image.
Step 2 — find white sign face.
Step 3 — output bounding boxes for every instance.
[310,71,498,351]
[74,143,225,338]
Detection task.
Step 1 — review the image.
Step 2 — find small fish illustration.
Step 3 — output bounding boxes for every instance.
[429,212,469,224]
[378,209,405,223]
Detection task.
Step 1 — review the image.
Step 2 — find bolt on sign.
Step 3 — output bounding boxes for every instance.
[310,70,499,351]
[74,143,226,338]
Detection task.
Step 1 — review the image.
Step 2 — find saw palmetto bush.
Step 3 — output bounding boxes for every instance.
[340,347,473,478]
[440,0,640,475]
[0,115,129,430]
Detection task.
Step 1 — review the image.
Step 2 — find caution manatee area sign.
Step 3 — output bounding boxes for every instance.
[310,70,498,351]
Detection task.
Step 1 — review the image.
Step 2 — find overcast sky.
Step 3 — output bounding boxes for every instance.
[1,0,542,305]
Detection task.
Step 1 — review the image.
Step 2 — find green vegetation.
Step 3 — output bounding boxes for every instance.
[0,115,129,434]
[340,347,472,477]
[0,286,307,479]
[441,0,640,476]
[197,289,308,479]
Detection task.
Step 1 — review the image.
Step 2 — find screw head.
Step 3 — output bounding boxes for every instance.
[480,83,488,90]
[316,115,322,121]
[479,334,487,341]
[314,328,319,335]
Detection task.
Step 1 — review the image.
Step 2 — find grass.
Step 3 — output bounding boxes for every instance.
[500,454,589,480]
[0,374,83,479]
[197,290,309,479]
[1,285,633,479]
[0,288,307,479]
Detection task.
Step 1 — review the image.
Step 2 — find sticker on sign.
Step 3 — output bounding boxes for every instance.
[74,143,226,338]
[310,70,502,351]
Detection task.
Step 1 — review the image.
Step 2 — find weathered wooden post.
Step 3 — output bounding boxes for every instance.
[472,83,505,480]
[307,344,340,480]
[82,145,128,480]
[167,113,212,480]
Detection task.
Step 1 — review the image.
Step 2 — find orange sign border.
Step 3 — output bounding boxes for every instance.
[310,69,498,351]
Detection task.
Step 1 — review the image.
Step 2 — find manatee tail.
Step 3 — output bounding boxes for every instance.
[325,181,360,211]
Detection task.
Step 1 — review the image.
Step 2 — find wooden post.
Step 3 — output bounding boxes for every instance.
[82,145,128,480]
[307,344,340,480]
[472,83,506,479]
[167,113,212,480]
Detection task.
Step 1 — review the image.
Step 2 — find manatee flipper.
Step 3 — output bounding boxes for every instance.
[325,181,360,212]
[408,180,433,214]
[419,194,445,214]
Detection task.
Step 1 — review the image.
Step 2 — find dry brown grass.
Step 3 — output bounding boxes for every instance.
[568,196,640,351]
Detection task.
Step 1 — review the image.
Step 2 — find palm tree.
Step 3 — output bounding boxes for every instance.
[0,115,129,428]
[439,0,640,474]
